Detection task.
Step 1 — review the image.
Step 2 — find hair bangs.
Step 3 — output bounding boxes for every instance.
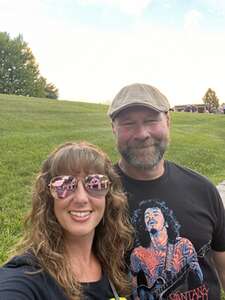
[50,144,106,177]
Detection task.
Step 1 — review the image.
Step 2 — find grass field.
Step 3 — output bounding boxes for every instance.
[1,93,225,297]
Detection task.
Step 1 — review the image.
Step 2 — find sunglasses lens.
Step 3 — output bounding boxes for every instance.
[49,174,110,199]
[50,176,76,199]
[85,174,109,195]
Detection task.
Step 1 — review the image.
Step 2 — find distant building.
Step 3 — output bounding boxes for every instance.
[174,104,207,113]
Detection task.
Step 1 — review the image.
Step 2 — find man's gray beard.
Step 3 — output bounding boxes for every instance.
[119,140,168,171]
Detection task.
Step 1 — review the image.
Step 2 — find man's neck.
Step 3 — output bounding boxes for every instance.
[150,227,168,251]
[119,158,165,181]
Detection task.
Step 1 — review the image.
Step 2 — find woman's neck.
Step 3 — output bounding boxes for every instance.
[65,237,102,283]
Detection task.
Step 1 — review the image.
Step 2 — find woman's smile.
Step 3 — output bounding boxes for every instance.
[68,210,92,222]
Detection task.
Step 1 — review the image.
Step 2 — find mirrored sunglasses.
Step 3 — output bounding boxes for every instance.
[49,174,110,199]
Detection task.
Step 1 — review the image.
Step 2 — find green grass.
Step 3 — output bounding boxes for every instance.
[1,93,225,298]
[169,112,225,183]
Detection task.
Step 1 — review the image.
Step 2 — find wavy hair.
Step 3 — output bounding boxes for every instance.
[132,199,180,247]
[12,141,133,299]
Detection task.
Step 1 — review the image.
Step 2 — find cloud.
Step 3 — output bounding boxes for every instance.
[1,0,225,106]
[28,20,225,106]
[78,0,153,16]
[116,0,153,16]
[0,0,48,38]
[184,9,203,32]
[0,0,42,17]
[197,0,225,16]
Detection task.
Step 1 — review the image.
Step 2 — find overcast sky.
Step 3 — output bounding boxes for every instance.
[0,0,225,106]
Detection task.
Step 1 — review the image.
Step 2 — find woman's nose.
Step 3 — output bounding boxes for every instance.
[71,181,89,204]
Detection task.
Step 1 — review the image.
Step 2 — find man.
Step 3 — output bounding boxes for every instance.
[108,83,225,299]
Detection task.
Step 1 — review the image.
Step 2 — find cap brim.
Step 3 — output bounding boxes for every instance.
[109,102,164,119]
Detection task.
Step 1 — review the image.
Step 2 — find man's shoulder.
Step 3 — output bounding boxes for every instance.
[166,160,215,187]
[114,160,217,193]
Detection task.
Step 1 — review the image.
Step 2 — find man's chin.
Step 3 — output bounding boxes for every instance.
[120,148,163,170]
[129,159,158,171]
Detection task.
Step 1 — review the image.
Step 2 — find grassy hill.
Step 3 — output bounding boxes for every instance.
[1,93,225,296]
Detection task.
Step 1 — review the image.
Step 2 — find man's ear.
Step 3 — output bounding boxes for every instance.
[111,121,116,135]
[166,112,171,128]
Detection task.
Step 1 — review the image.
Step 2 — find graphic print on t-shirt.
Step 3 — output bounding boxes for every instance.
[130,199,208,300]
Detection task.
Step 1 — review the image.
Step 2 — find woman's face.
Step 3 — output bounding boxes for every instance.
[52,172,107,242]
[144,207,165,232]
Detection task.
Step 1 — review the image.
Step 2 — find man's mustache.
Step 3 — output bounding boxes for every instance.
[131,139,158,149]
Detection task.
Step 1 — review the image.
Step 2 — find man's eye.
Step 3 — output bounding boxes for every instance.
[123,122,135,126]
[145,119,158,123]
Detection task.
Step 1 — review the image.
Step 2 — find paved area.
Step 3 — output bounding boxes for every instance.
[217,180,225,207]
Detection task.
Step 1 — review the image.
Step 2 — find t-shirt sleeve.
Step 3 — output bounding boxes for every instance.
[211,187,225,251]
[0,270,36,300]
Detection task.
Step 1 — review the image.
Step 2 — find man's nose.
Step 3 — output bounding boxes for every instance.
[134,124,151,140]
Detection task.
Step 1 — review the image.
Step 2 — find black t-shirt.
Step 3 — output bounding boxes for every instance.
[115,160,225,300]
[82,274,116,299]
[0,254,124,300]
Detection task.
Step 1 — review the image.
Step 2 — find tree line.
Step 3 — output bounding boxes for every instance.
[202,88,222,113]
[0,32,58,99]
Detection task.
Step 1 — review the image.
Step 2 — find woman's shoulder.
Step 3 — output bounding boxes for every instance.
[1,253,37,274]
[0,254,68,300]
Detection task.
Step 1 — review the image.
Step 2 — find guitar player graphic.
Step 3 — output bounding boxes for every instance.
[130,199,208,300]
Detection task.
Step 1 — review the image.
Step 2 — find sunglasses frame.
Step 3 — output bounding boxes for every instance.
[49,174,110,199]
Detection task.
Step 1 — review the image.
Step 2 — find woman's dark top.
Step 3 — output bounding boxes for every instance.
[0,254,124,299]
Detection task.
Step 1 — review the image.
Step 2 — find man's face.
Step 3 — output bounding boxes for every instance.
[144,207,165,233]
[112,106,170,170]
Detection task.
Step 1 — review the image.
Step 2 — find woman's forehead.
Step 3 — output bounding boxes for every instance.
[53,165,104,176]
[51,150,105,174]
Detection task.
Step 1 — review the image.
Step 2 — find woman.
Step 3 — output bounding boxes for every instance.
[0,141,133,299]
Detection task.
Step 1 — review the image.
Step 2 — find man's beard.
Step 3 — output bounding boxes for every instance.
[118,137,168,171]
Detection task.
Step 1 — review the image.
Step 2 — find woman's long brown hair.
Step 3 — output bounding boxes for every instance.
[11,142,133,299]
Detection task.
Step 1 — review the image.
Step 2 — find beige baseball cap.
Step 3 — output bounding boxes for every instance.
[108,83,170,119]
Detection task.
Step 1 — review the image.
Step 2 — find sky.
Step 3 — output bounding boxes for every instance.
[0,0,225,107]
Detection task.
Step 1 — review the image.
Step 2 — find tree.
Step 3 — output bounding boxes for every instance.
[0,32,58,99]
[45,82,59,99]
[202,88,219,112]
